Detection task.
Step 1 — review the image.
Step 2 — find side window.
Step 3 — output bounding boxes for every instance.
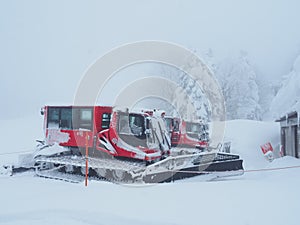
[48,108,59,122]
[48,108,60,128]
[81,109,92,121]
[60,108,72,129]
[79,109,93,130]
[47,107,93,130]
[174,120,179,131]
[102,113,111,129]
[71,108,93,130]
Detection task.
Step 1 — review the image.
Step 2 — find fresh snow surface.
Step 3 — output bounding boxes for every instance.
[1,117,300,225]
[0,116,43,165]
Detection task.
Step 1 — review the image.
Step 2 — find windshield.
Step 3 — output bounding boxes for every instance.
[165,118,179,132]
[117,113,147,147]
[186,122,201,134]
[165,118,173,132]
[185,122,209,140]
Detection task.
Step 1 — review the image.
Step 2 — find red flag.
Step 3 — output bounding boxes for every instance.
[260,142,273,155]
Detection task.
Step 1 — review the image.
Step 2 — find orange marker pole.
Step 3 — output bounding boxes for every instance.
[85,132,89,187]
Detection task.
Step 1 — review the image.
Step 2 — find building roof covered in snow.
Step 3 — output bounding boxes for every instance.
[275,111,298,123]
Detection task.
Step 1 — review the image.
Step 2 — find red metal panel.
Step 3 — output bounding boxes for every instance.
[93,106,113,133]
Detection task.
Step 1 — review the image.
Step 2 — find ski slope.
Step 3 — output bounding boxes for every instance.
[1,118,300,225]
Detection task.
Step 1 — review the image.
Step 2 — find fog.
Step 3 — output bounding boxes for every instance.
[1,0,300,119]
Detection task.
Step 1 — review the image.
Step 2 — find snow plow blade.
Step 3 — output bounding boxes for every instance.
[142,153,244,183]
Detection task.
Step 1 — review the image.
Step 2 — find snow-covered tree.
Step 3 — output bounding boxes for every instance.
[257,77,280,120]
[159,49,264,121]
[217,51,262,120]
[159,50,212,121]
[269,54,300,119]
[203,48,218,75]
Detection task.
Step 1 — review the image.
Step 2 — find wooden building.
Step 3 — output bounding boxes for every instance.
[276,111,300,158]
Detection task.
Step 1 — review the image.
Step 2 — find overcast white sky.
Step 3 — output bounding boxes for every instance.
[1,0,300,119]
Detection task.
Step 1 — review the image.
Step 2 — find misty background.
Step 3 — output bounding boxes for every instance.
[1,0,300,120]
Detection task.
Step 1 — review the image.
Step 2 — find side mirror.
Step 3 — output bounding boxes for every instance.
[40,108,44,116]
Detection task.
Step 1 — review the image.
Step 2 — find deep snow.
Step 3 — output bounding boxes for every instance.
[0,118,300,225]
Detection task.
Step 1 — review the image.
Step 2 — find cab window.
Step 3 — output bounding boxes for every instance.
[101,113,111,129]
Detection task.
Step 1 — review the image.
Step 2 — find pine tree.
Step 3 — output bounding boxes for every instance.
[159,50,212,121]
[218,51,262,120]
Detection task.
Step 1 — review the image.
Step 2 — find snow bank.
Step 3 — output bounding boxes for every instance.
[223,120,280,169]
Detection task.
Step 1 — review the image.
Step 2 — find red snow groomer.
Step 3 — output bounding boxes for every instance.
[41,106,169,162]
[34,106,244,183]
[165,117,209,151]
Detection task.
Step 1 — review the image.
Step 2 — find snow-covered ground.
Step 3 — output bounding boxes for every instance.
[1,118,300,225]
